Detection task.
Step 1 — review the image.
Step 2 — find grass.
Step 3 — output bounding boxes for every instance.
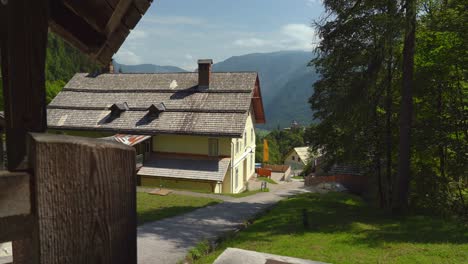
[291,176,304,180]
[137,192,222,225]
[223,188,270,198]
[257,177,278,184]
[194,192,468,264]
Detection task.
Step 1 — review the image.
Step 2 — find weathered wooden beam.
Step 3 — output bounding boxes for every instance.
[134,0,152,14]
[15,133,137,264]
[105,0,133,35]
[0,215,34,244]
[62,0,114,35]
[49,0,106,54]
[0,172,30,218]
[0,0,48,170]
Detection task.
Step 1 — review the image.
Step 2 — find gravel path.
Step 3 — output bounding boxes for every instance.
[137,181,310,264]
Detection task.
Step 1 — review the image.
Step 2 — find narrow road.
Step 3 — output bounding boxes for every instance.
[137,181,310,264]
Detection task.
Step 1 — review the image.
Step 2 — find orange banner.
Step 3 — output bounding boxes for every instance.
[263,139,269,162]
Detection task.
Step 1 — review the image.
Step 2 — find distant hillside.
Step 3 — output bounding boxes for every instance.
[113,50,318,129]
[213,51,318,129]
[114,62,187,73]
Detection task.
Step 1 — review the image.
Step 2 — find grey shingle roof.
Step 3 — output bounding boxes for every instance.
[137,157,231,182]
[48,72,259,137]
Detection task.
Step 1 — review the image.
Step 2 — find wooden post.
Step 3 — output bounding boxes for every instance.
[0,0,48,170]
[12,133,137,264]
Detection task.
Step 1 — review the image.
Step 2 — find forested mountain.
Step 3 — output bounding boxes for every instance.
[213,51,318,129]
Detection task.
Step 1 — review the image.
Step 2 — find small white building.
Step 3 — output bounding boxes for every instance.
[284,147,311,170]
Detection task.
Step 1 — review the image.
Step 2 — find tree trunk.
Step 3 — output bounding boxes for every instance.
[385,54,393,208]
[394,0,417,212]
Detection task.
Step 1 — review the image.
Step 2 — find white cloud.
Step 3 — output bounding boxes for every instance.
[280,23,316,50]
[306,0,322,7]
[127,29,147,40]
[143,15,205,25]
[114,49,142,65]
[234,38,268,48]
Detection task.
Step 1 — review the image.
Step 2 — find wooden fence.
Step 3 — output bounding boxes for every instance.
[304,174,368,193]
[263,164,290,173]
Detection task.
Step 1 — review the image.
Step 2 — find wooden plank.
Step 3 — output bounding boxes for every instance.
[29,133,137,264]
[63,0,114,34]
[0,0,48,170]
[96,45,115,65]
[134,0,152,14]
[106,25,130,52]
[0,172,30,218]
[105,0,133,35]
[49,0,106,54]
[0,215,34,243]
[123,4,142,29]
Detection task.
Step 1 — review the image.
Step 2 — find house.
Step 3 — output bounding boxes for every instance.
[47,59,266,193]
[284,147,311,170]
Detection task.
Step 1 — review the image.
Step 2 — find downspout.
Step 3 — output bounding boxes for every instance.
[231,140,234,193]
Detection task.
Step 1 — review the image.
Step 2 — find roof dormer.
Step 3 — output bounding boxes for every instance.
[109,102,129,117]
[147,103,166,119]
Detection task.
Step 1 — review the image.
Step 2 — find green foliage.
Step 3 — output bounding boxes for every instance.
[45,33,100,81]
[194,192,468,264]
[255,128,306,165]
[257,177,278,184]
[309,0,467,216]
[0,33,99,111]
[188,240,211,261]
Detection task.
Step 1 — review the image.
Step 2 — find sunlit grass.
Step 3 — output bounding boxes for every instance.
[194,192,468,263]
[137,192,222,225]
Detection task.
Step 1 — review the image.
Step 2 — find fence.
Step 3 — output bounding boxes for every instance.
[263,164,290,173]
[304,174,368,194]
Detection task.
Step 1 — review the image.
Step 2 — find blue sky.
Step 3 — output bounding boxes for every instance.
[114,0,324,70]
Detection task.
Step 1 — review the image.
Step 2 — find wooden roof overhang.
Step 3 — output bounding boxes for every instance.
[49,0,153,65]
[252,76,266,124]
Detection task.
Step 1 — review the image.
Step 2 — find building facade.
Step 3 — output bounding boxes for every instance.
[47,59,266,193]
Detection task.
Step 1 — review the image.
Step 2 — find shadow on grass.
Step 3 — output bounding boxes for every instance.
[138,202,220,226]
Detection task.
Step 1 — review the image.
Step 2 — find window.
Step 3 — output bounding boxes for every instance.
[292,156,295,161]
[236,140,240,154]
[298,157,301,162]
[235,168,239,189]
[208,138,219,156]
[244,131,247,148]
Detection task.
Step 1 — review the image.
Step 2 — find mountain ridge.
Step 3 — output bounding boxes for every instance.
[115,50,318,129]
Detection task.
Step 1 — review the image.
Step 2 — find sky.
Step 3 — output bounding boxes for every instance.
[114,0,325,70]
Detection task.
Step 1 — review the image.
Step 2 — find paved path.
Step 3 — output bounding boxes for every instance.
[137,181,310,264]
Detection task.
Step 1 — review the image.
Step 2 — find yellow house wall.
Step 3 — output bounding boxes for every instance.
[153,134,231,156]
[230,109,256,193]
[140,176,215,193]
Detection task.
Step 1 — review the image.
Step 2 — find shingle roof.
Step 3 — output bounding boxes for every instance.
[48,72,263,137]
[137,157,231,182]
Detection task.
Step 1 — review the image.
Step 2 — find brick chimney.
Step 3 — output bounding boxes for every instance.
[198,59,213,88]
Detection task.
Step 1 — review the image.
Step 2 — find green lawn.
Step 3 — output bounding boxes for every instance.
[291,176,304,180]
[137,192,222,225]
[257,177,278,184]
[194,192,468,264]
